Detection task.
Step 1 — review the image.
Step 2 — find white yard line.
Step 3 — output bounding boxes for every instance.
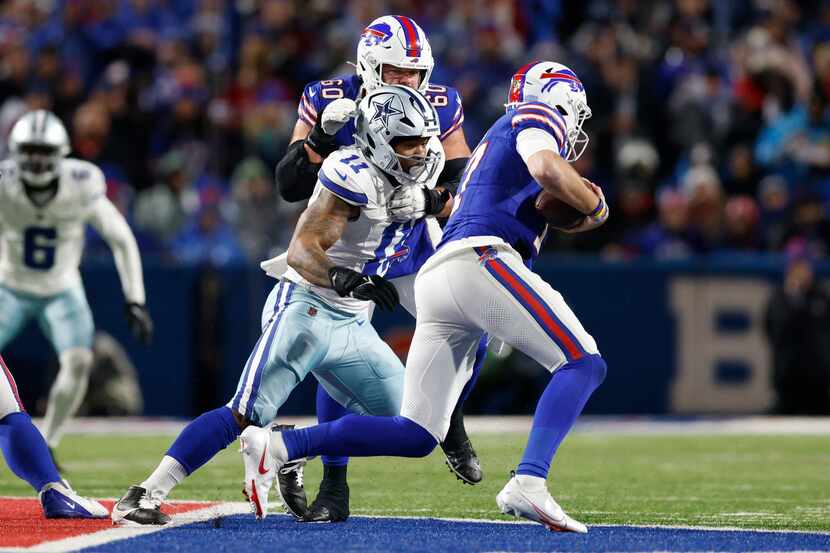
[3,502,250,553]
[37,415,830,437]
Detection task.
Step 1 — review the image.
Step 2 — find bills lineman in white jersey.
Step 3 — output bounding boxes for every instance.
[110,84,443,525]
[0,110,152,455]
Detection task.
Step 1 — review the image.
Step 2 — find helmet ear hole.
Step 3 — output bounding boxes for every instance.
[367,134,375,149]
[555,105,568,116]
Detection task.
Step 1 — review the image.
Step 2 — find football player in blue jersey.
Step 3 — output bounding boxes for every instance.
[0,354,108,518]
[241,61,610,532]
[273,15,484,521]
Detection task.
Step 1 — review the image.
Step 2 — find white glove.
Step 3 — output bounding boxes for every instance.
[388,184,427,222]
[320,98,358,135]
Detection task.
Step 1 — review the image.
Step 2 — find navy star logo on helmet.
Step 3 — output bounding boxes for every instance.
[371,95,403,129]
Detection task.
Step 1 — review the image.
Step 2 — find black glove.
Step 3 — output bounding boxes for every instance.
[424,187,452,216]
[125,302,153,345]
[304,120,339,158]
[328,267,399,311]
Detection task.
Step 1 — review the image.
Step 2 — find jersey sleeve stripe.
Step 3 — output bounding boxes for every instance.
[297,100,315,125]
[511,114,564,144]
[319,172,369,205]
[302,95,318,116]
[516,103,566,128]
[440,112,465,140]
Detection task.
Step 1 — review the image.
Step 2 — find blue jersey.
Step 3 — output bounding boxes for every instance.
[296,74,465,145]
[440,102,569,261]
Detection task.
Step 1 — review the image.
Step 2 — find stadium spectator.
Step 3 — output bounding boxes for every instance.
[0,0,828,262]
[764,247,830,415]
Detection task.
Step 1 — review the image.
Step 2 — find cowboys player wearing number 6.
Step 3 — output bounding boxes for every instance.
[0,110,152,461]
[112,85,446,525]
[272,14,484,522]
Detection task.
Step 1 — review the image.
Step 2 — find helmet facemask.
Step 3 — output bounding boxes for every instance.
[14,143,64,187]
[388,135,443,186]
[558,97,592,162]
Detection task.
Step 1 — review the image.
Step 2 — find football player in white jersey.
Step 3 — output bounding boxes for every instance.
[274,15,483,521]
[0,110,152,459]
[111,85,444,525]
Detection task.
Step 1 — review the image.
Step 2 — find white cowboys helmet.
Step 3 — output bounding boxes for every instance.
[506,61,592,162]
[356,15,434,93]
[8,110,71,187]
[354,84,444,186]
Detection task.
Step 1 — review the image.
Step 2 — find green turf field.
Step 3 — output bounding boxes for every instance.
[2,432,828,532]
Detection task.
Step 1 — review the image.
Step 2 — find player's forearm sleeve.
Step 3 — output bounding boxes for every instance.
[437,157,469,195]
[275,140,322,203]
[88,199,146,305]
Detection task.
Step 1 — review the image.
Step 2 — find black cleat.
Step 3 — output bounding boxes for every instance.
[111,485,171,525]
[302,465,349,523]
[441,405,483,485]
[277,460,308,519]
[272,424,308,520]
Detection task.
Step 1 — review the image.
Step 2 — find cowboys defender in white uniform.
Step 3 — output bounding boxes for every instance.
[0,110,152,456]
[273,14,482,522]
[112,85,444,524]
[241,61,610,532]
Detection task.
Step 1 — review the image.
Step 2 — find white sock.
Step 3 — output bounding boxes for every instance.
[269,430,289,463]
[43,348,93,448]
[141,455,188,501]
[516,474,546,491]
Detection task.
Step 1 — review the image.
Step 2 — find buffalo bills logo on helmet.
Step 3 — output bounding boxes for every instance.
[541,68,584,93]
[362,22,393,46]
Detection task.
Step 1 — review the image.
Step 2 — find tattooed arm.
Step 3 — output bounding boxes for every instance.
[286,189,359,287]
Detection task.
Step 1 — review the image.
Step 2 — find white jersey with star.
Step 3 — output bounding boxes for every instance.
[0,158,145,302]
[279,145,442,314]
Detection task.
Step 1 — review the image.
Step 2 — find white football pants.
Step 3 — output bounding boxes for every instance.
[400,238,598,441]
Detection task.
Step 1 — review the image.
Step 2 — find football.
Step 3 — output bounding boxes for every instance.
[535,190,586,229]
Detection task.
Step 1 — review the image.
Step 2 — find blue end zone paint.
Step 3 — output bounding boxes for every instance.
[82,515,830,553]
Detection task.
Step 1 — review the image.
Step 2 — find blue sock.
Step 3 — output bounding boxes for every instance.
[458,335,487,403]
[282,415,437,460]
[316,385,350,467]
[0,413,61,492]
[517,354,607,479]
[167,406,241,475]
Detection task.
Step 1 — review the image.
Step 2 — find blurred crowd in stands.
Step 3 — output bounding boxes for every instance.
[2,0,830,264]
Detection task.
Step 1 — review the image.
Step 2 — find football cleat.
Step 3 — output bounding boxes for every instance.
[302,478,349,523]
[273,424,308,520]
[40,480,108,519]
[440,407,483,485]
[496,472,587,533]
[240,425,285,519]
[276,460,308,519]
[111,485,170,525]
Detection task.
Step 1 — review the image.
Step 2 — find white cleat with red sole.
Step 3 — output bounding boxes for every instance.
[496,472,587,533]
[239,425,283,519]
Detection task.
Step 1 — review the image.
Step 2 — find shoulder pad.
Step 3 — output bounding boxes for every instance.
[318,151,372,206]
